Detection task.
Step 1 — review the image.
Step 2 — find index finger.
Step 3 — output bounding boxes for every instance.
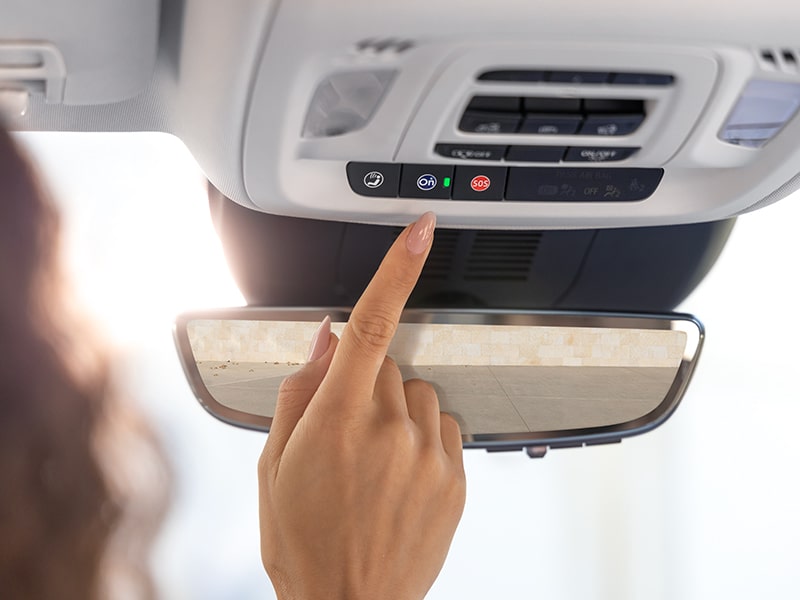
[323,212,436,400]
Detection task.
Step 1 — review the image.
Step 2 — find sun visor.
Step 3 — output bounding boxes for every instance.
[0,0,160,106]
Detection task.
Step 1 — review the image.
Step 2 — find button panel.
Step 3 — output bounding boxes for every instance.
[505,167,663,202]
[460,96,647,136]
[346,162,663,202]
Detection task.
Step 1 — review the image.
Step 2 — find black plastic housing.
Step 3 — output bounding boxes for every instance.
[208,186,734,312]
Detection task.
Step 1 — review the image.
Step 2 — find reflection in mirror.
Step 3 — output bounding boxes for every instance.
[183,316,695,438]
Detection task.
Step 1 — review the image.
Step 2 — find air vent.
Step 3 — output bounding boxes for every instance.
[355,38,415,54]
[464,232,541,281]
[757,48,800,74]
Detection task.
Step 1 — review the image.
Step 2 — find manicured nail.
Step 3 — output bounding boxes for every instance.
[406,212,436,255]
[307,316,331,362]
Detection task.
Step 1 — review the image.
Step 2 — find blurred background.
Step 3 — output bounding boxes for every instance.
[17,132,800,599]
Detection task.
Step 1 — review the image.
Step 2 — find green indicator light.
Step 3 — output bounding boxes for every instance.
[443,177,452,188]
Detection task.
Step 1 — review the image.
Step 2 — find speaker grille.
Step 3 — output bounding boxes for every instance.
[420,229,460,281]
[393,228,542,283]
[464,232,541,281]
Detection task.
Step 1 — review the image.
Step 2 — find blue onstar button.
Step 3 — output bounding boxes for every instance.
[416,174,438,191]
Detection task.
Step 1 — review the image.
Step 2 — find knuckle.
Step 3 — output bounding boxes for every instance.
[387,259,423,291]
[377,415,416,448]
[440,411,462,434]
[382,355,399,373]
[447,471,467,505]
[257,448,270,475]
[417,448,452,483]
[347,310,398,352]
[257,446,276,481]
[277,371,314,397]
[405,378,438,402]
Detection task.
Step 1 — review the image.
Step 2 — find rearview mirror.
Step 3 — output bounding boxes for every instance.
[174,309,702,456]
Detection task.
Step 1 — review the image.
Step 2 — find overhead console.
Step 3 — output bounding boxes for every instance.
[6,0,800,230]
[233,0,800,229]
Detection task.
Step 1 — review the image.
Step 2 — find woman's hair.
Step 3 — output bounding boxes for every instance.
[0,125,171,599]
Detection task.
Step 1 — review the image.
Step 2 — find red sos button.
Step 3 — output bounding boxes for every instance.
[470,175,491,192]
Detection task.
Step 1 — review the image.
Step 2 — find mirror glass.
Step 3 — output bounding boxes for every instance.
[176,311,702,442]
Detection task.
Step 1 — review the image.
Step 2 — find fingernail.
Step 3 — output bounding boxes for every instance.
[307,316,331,362]
[406,212,436,255]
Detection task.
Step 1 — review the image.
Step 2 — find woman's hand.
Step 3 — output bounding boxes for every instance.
[258,212,466,600]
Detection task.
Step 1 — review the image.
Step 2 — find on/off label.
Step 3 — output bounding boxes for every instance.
[470,175,491,192]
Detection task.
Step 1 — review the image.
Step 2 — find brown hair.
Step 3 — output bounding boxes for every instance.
[0,125,170,598]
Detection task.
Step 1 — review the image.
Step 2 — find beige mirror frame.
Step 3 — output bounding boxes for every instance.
[174,308,703,456]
